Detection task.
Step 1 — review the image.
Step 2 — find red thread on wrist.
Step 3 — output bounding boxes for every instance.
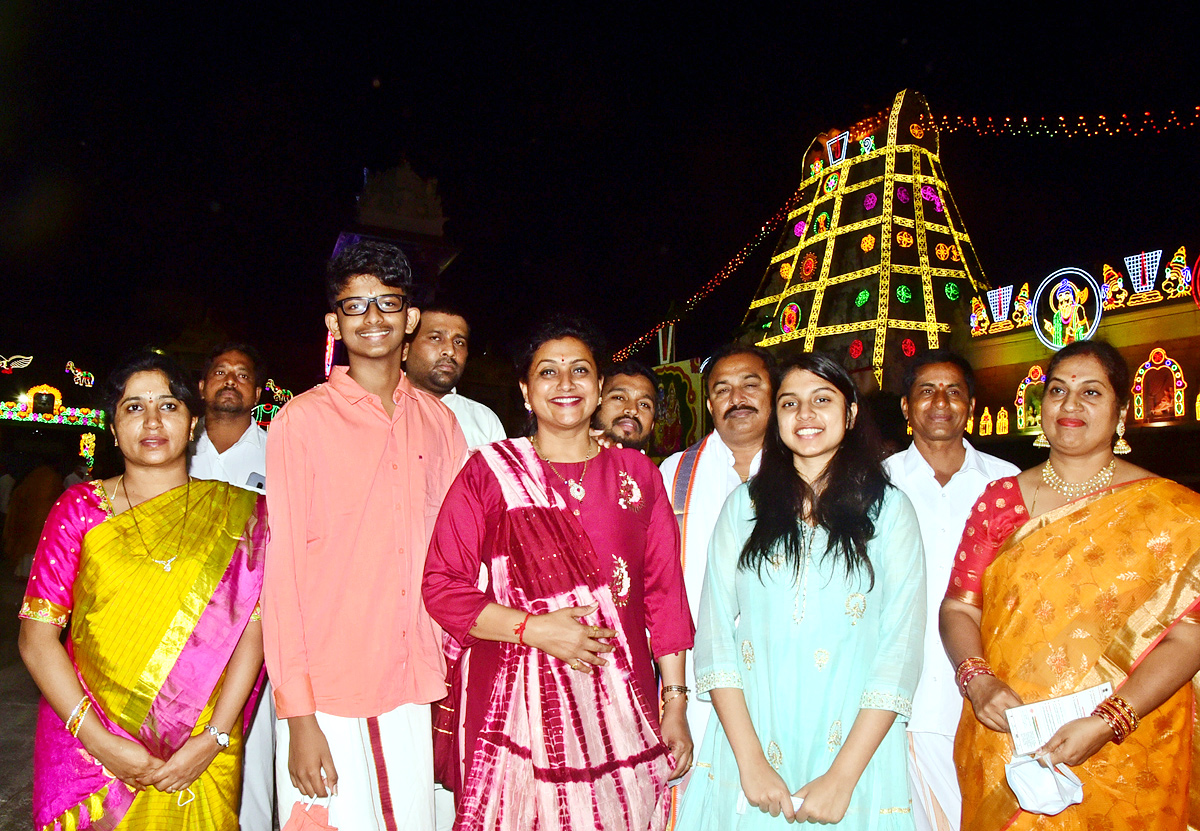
[514,612,533,647]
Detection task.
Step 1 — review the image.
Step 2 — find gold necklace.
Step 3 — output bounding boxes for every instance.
[1041,459,1116,501]
[532,436,596,501]
[119,475,191,572]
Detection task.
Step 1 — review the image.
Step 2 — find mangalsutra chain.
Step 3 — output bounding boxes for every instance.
[121,476,191,572]
[1041,459,1116,500]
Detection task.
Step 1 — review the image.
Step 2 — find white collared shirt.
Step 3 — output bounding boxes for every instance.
[190,420,269,493]
[441,391,506,449]
[660,430,762,746]
[883,439,1019,735]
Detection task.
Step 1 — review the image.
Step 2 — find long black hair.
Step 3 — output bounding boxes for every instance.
[741,352,888,589]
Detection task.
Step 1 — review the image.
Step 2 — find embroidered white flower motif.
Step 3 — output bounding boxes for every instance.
[766,741,783,769]
[741,640,755,669]
[617,471,643,511]
[610,557,630,607]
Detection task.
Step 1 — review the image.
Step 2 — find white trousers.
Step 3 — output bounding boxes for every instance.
[907,732,961,831]
[239,680,276,831]
[275,703,435,831]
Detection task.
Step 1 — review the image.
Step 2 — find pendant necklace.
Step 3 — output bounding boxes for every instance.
[1041,458,1116,501]
[120,475,191,572]
[533,436,596,502]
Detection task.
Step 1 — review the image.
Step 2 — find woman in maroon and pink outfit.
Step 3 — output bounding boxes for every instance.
[423,316,693,831]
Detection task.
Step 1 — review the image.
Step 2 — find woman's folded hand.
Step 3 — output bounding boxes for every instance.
[523,603,616,673]
[966,674,1024,732]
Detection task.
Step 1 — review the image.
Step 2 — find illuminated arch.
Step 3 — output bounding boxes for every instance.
[1132,347,1186,421]
[1014,366,1045,431]
[26,384,63,414]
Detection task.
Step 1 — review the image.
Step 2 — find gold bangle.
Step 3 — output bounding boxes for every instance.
[661,684,689,700]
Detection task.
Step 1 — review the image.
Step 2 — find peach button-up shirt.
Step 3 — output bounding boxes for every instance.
[263,366,467,718]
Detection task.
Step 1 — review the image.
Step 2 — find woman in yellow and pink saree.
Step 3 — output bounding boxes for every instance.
[19,352,265,831]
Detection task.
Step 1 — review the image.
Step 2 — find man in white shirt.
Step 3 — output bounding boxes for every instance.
[882,349,1018,831]
[402,304,503,830]
[189,342,273,830]
[404,304,506,449]
[593,360,658,451]
[658,343,775,803]
[191,343,268,493]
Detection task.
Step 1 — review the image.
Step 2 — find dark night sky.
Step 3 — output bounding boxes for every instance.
[2,5,1197,393]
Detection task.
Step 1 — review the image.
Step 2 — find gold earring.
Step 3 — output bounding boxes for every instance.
[1033,431,1049,448]
[1113,420,1131,455]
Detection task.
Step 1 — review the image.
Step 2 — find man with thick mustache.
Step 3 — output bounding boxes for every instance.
[593,360,659,452]
[403,304,505,449]
[190,341,274,830]
[658,343,775,817]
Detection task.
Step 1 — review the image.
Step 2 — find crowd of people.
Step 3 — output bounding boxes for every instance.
[15,238,1200,830]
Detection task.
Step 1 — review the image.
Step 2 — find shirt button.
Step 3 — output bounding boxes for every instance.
[573,509,580,516]
[392,463,398,470]
[401,588,406,596]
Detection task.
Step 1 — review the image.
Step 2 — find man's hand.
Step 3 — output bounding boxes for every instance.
[288,715,338,798]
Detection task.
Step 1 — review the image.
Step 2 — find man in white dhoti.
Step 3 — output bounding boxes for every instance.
[883,349,1018,831]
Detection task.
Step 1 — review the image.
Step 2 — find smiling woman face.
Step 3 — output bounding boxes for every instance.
[1041,353,1123,457]
[519,337,601,435]
[776,367,857,480]
[112,370,197,471]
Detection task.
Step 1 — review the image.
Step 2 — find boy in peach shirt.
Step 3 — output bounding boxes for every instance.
[263,240,466,830]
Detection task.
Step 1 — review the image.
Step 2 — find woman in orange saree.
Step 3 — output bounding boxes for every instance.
[19,353,265,831]
[940,340,1200,831]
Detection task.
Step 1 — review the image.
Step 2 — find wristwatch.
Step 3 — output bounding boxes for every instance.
[205,724,230,749]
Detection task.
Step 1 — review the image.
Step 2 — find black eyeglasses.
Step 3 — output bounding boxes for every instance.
[333,294,409,316]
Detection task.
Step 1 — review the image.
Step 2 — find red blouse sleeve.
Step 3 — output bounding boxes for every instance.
[946,477,1028,607]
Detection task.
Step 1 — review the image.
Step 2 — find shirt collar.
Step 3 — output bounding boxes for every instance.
[197,419,264,453]
[707,429,763,471]
[901,437,985,479]
[327,365,416,406]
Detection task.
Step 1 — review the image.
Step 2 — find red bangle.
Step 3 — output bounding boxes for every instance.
[514,612,533,647]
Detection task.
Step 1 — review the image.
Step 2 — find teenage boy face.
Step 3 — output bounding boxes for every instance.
[325,274,419,361]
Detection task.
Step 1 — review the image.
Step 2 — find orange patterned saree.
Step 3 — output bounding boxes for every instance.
[949,478,1200,831]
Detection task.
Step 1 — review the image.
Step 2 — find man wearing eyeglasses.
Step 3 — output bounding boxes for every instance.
[263,240,467,830]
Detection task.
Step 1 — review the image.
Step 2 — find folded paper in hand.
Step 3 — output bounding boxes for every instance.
[1005,682,1112,756]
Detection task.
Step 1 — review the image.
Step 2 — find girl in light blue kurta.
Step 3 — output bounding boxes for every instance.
[677,354,925,829]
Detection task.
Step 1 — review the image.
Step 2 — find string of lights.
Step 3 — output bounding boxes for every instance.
[612,186,807,361]
[615,104,1198,361]
[922,107,1200,137]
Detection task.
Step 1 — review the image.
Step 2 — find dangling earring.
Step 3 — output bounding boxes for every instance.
[1113,420,1131,455]
[1033,431,1049,448]
[524,401,532,413]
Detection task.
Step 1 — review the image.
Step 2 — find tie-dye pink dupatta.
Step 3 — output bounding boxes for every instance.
[452,439,671,831]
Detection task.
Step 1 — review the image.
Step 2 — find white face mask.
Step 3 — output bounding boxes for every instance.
[1004,754,1084,815]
